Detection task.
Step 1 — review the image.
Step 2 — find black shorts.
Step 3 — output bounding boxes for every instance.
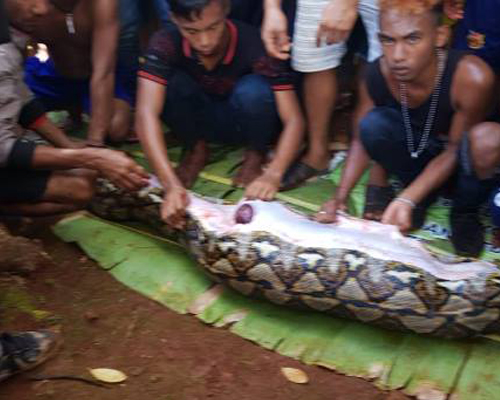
[0,168,51,203]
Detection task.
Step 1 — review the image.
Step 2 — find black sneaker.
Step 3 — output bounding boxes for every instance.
[0,330,60,382]
[450,210,485,258]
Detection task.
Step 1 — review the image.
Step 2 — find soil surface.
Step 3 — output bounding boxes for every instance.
[0,217,411,400]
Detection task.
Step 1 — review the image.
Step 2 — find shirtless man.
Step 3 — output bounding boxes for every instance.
[5,0,130,146]
[0,6,148,216]
[136,0,305,228]
[316,0,500,258]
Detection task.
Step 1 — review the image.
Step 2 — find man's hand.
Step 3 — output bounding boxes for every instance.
[161,185,189,229]
[315,197,348,223]
[93,148,149,191]
[245,170,281,201]
[316,0,358,47]
[381,199,413,233]
[261,6,291,60]
[444,0,465,20]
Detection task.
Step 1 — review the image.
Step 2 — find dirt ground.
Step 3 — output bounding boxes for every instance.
[0,218,411,400]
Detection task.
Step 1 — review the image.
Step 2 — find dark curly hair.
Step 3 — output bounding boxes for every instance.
[169,0,230,21]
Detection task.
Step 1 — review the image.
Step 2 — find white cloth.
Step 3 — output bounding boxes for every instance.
[292,0,382,72]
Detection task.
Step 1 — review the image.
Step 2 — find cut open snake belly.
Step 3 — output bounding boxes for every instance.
[91,179,500,339]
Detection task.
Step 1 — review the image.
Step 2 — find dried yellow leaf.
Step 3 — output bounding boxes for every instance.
[281,367,309,384]
[89,368,128,383]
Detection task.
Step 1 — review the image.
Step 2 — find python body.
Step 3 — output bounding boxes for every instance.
[91,179,500,339]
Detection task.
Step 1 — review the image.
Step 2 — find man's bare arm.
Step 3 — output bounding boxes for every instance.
[317,0,359,46]
[316,78,374,222]
[135,77,189,226]
[135,78,179,190]
[381,56,495,232]
[31,146,148,191]
[262,0,290,60]
[397,56,495,205]
[87,0,119,145]
[33,116,83,148]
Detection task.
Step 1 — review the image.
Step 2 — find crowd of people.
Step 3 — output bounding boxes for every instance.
[1,0,500,383]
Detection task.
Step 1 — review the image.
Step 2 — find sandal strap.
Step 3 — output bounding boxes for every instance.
[281,162,329,191]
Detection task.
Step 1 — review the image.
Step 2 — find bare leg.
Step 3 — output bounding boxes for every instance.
[0,202,81,216]
[233,149,265,187]
[0,169,96,217]
[469,122,500,179]
[367,163,389,186]
[301,69,338,170]
[108,99,133,143]
[176,140,210,189]
[43,169,97,205]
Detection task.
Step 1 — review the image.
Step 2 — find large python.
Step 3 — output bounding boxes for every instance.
[90,179,500,339]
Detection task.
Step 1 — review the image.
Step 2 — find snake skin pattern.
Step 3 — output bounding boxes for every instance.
[90,180,500,339]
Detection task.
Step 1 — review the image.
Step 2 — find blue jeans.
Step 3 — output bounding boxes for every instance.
[162,73,281,152]
[359,107,497,212]
[118,0,172,96]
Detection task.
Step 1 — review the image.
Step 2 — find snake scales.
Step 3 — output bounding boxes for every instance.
[90,179,500,339]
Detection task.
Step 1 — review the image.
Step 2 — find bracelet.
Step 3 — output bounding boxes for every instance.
[394,197,417,209]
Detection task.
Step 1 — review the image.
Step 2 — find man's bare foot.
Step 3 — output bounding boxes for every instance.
[233,150,265,188]
[176,141,209,189]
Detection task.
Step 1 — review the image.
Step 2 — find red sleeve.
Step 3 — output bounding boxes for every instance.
[252,56,295,92]
[138,28,179,85]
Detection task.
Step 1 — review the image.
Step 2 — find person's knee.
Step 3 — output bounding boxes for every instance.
[70,175,96,205]
[469,122,500,177]
[231,75,274,115]
[48,172,95,206]
[359,107,400,153]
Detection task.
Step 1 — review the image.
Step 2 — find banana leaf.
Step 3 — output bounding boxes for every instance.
[53,213,500,400]
[52,141,500,399]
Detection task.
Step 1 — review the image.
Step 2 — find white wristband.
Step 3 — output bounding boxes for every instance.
[394,197,417,209]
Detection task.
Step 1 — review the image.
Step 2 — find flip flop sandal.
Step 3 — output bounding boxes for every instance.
[280,162,329,191]
[123,135,140,144]
[363,185,395,220]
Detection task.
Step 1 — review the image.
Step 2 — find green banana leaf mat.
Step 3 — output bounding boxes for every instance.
[53,144,500,400]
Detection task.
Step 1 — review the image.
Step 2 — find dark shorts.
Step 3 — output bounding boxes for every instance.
[0,168,51,203]
[24,57,134,111]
